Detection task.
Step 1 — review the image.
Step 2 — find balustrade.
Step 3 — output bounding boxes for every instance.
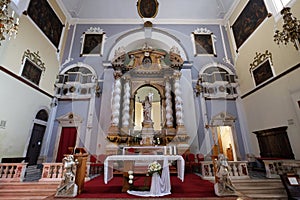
[40,163,64,182]
[263,159,300,178]
[0,163,27,182]
[199,161,249,180]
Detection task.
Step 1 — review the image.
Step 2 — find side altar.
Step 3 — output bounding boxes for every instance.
[106,44,190,155]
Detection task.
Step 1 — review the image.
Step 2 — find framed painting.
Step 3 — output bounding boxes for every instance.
[232,0,268,50]
[80,34,104,56]
[137,0,159,18]
[251,58,274,86]
[27,0,64,48]
[21,58,43,85]
[80,27,106,57]
[192,28,217,56]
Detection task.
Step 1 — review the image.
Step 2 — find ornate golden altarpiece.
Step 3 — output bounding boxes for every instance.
[106,44,189,155]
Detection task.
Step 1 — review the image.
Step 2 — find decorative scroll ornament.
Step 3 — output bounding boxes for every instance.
[249,50,273,73]
[80,27,105,44]
[193,27,217,42]
[170,46,180,55]
[22,49,46,71]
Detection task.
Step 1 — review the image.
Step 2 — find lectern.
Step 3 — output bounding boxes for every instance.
[69,147,88,194]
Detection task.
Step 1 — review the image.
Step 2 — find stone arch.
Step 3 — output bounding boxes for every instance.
[199,62,235,75]
[60,62,97,76]
[107,28,188,62]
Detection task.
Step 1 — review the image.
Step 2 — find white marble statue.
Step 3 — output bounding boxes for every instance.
[55,155,78,197]
[141,95,152,122]
[214,154,237,197]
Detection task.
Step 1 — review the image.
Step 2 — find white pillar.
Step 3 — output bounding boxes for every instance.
[165,80,173,127]
[85,78,97,150]
[174,71,184,126]
[122,80,130,129]
[111,71,122,126]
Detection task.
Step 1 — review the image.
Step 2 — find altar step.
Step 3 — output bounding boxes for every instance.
[232,179,288,199]
[0,182,58,200]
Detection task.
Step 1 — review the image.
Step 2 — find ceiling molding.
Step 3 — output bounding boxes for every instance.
[68,18,225,25]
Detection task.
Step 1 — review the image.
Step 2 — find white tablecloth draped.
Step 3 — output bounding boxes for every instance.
[127,157,172,197]
[104,155,185,185]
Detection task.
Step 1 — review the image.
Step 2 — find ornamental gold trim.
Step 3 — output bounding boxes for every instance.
[249,50,272,73]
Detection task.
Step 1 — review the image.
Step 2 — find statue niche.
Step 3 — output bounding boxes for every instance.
[135,86,161,145]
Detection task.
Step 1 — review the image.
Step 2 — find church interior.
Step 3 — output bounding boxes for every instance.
[0,0,300,199]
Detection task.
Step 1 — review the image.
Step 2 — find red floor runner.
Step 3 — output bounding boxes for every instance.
[77,173,217,198]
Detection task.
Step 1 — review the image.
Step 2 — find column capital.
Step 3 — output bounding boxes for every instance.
[114,71,123,79]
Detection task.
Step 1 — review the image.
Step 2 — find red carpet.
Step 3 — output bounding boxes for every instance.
[77,173,216,198]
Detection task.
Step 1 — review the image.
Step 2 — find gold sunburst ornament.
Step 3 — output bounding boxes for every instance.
[0,0,19,45]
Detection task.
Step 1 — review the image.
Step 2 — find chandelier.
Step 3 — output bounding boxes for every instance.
[0,0,19,45]
[274,6,300,50]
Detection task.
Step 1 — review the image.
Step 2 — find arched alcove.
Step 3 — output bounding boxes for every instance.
[134,85,161,131]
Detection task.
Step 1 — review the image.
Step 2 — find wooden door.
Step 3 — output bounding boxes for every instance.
[26,123,46,165]
[56,127,77,162]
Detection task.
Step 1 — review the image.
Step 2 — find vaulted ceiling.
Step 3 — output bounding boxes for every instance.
[57,0,239,24]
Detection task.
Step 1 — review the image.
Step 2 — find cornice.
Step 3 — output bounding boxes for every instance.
[68,18,226,25]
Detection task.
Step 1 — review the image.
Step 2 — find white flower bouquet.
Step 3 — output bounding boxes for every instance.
[148,161,162,176]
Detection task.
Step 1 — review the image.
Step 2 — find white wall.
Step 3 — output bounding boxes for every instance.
[227,0,300,159]
[0,72,51,160]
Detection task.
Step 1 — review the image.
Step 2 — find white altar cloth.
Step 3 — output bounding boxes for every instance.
[104,155,185,184]
[127,157,171,197]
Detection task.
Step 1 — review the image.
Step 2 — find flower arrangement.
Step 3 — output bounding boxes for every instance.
[148,161,162,176]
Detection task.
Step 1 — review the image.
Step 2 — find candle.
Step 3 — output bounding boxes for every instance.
[164,146,167,155]
[173,146,177,155]
[169,146,172,155]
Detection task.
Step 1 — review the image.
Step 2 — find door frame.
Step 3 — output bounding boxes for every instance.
[210,112,241,161]
[24,108,49,164]
[53,112,82,162]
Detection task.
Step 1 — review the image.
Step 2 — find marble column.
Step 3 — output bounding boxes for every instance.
[108,71,122,135]
[173,71,184,127]
[165,80,173,128]
[121,79,130,135]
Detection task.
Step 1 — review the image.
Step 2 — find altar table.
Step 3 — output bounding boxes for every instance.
[104,155,185,184]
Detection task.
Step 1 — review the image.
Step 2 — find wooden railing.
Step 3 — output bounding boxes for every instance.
[0,163,27,182]
[199,161,249,180]
[263,160,300,178]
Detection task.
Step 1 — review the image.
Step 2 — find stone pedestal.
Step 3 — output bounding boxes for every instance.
[141,121,154,146]
[106,143,119,155]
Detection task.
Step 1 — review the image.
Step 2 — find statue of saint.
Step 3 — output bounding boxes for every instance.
[55,155,78,197]
[141,95,152,122]
[214,154,236,196]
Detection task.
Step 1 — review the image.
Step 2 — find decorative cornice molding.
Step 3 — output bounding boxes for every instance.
[67,18,226,25]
